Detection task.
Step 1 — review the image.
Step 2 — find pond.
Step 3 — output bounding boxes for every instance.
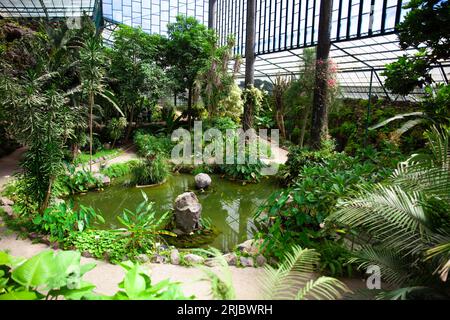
[72,173,280,252]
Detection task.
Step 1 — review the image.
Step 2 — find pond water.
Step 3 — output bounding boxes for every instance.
[72,174,280,252]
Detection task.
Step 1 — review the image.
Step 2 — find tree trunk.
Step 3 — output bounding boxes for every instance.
[187,86,193,129]
[309,0,333,150]
[40,177,54,214]
[89,92,94,172]
[72,143,79,160]
[276,110,286,139]
[299,106,311,148]
[243,0,256,131]
[125,105,134,141]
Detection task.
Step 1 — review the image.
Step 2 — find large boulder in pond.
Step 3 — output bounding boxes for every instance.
[174,192,202,233]
[194,173,212,189]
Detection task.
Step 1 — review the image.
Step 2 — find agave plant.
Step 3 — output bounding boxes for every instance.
[260,245,350,300]
[328,126,450,299]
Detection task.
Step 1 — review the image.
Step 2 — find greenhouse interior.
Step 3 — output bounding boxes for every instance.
[0,0,449,303]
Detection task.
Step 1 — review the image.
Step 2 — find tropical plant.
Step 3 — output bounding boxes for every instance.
[256,144,396,264]
[0,250,97,300]
[131,155,169,186]
[105,261,191,300]
[115,191,175,251]
[218,146,264,182]
[55,167,104,195]
[327,126,450,299]
[243,85,265,127]
[284,48,316,147]
[78,30,121,172]
[65,229,129,263]
[134,131,174,157]
[32,202,104,242]
[272,75,290,138]
[195,35,243,121]
[196,248,236,300]
[100,160,139,179]
[0,250,191,300]
[165,15,215,127]
[383,0,450,94]
[107,117,127,148]
[369,84,450,139]
[108,25,168,140]
[260,246,350,300]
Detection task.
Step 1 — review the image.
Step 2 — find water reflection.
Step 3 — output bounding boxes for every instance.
[73,174,279,251]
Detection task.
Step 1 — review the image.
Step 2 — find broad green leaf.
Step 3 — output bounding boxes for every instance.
[123,263,146,299]
[0,290,38,300]
[11,250,55,289]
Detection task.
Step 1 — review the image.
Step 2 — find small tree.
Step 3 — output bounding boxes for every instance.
[107,117,127,148]
[79,24,121,172]
[165,15,215,127]
[284,48,316,147]
[383,0,450,95]
[272,75,291,139]
[108,25,168,140]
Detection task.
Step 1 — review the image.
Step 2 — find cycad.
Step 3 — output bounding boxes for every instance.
[260,246,350,300]
[328,126,450,299]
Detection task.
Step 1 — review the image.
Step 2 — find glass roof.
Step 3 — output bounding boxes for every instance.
[102,0,208,35]
[0,1,98,18]
[0,0,448,100]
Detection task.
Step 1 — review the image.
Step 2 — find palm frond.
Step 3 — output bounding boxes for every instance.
[295,276,350,300]
[260,246,350,300]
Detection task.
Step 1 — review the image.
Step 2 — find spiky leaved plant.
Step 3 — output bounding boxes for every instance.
[260,245,350,300]
[327,126,450,299]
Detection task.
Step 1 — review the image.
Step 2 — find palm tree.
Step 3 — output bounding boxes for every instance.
[327,126,450,299]
[79,34,121,172]
[272,75,290,140]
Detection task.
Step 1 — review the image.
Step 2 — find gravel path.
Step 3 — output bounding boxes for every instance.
[0,224,265,299]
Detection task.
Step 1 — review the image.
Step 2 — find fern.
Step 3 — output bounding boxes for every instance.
[260,246,351,300]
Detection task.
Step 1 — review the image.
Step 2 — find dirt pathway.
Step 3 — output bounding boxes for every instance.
[0,222,265,299]
[0,147,26,191]
[76,145,139,173]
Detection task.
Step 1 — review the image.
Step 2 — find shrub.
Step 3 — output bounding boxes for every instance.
[100,160,139,179]
[116,191,175,252]
[134,131,173,157]
[255,144,398,269]
[54,167,104,196]
[131,155,169,186]
[219,157,264,182]
[107,117,127,148]
[65,229,129,263]
[0,250,191,299]
[327,126,450,299]
[204,116,238,132]
[32,202,104,242]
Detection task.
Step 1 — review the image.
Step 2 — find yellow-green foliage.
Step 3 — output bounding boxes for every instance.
[217,83,244,123]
